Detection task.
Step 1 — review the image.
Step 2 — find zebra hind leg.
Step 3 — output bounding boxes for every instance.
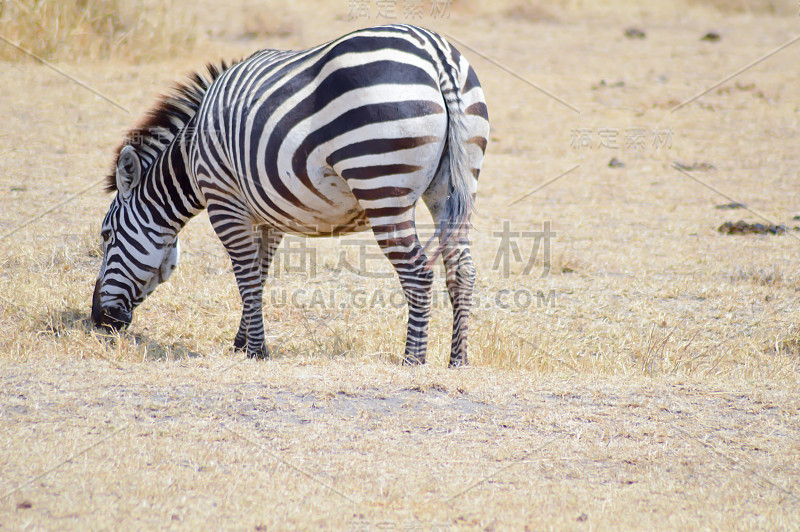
[365,210,434,365]
[234,226,283,352]
[423,199,476,368]
[441,231,475,367]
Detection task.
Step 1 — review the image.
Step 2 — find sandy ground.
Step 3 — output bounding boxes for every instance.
[1,359,799,529]
[1,0,799,528]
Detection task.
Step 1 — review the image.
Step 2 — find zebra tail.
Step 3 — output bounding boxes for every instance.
[425,73,474,267]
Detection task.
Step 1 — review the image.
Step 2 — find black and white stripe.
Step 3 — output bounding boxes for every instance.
[92,24,489,367]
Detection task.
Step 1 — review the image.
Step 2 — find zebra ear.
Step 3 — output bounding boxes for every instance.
[116,146,142,198]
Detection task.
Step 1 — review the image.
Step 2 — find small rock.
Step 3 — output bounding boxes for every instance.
[577,513,589,522]
[608,157,624,168]
[674,161,716,172]
[625,27,646,39]
[591,79,625,90]
[718,220,787,235]
[701,32,721,42]
[16,500,32,510]
[715,202,747,210]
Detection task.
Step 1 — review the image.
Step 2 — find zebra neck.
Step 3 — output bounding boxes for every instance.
[141,132,206,233]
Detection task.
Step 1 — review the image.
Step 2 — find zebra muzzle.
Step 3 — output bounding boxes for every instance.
[91,279,132,331]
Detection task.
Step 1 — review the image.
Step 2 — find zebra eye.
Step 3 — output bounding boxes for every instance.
[101,229,111,242]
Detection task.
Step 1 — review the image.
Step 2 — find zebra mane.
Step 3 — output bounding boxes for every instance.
[105,60,238,193]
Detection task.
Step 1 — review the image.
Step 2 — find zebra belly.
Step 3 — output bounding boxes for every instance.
[240,166,366,236]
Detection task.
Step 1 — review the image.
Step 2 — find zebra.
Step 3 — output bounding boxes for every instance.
[91,24,489,367]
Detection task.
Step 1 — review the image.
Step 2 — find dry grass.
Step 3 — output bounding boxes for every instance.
[1,0,800,528]
[0,0,196,62]
[457,0,797,18]
[685,0,795,14]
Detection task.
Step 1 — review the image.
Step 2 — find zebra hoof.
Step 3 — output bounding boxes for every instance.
[233,335,247,353]
[246,344,269,359]
[448,358,468,369]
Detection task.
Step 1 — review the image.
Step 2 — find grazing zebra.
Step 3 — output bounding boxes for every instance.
[91,24,490,367]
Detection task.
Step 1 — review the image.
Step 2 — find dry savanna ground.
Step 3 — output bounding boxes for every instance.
[1,0,799,529]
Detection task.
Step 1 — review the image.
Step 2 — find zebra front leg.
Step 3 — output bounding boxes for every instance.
[371,217,434,365]
[230,244,267,358]
[234,226,283,352]
[208,204,268,358]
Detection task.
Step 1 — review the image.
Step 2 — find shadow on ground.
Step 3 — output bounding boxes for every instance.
[43,307,202,361]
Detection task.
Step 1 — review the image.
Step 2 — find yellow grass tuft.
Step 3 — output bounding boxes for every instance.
[0,0,196,62]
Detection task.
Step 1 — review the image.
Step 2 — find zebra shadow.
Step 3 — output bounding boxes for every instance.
[46,307,202,361]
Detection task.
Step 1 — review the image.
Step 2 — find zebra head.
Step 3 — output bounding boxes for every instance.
[91,146,181,331]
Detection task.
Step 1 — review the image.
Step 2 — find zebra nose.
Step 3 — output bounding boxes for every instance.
[91,279,104,327]
[101,307,132,331]
[91,279,132,331]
